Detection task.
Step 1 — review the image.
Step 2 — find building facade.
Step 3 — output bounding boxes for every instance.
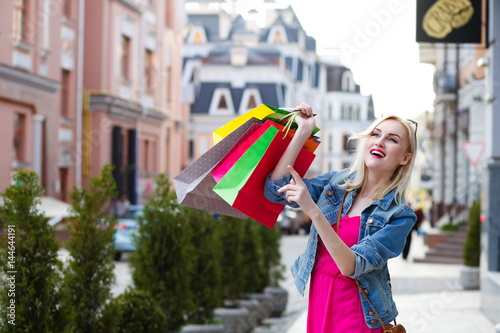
[0,0,188,205]
[82,0,187,204]
[319,60,374,174]
[0,0,82,201]
[419,42,487,225]
[182,1,323,171]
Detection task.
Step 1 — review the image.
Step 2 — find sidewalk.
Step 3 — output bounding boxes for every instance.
[278,227,497,333]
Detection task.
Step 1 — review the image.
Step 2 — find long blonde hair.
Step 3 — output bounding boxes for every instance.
[342,115,417,205]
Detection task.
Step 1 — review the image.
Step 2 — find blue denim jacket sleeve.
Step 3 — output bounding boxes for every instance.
[349,205,416,279]
[264,171,338,208]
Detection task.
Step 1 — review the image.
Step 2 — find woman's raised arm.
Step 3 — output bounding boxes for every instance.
[271,103,317,180]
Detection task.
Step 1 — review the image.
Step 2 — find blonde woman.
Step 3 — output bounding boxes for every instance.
[264,103,417,332]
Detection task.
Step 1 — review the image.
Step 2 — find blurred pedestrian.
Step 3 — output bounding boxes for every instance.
[402,204,424,260]
[265,103,417,332]
[111,193,130,218]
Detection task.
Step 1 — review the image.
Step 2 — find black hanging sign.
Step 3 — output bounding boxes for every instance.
[416,0,483,44]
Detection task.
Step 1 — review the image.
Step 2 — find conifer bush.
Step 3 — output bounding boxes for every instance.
[259,222,285,287]
[61,164,118,332]
[130,174,196,331]
[184,208,223,324]
[241,221,267,294]
[464,199,481,267]
[0,170,64,332]
[98,288,167,333]
[216,215,246,302]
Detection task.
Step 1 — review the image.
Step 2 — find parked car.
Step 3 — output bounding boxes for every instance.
[113,205,143,261]
[278,206,311,235]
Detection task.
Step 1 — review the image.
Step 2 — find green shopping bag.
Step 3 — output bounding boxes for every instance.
[211,121,315,228]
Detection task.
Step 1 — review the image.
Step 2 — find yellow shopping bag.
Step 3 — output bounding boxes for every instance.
[212,104,275,145]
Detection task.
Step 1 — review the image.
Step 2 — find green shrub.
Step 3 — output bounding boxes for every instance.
[98,288,167,333]
[61,164,118,332]
[259,222,285,287]
[130,174,196,331]
[463,199,481,267]
[216,215,246,302]
[185,208,223,324]
[0,170,64,332]
[241,221,267,293]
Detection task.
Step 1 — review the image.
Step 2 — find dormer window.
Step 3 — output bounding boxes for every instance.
[218,95,228,109]
[209,88,234,115]
[341,71,356,92]
[238,88,262,114]
[247,96,257,109]
[194,31,203,43]
[268,26,288,44]
[274,31,282,43]
[189,26,207,44]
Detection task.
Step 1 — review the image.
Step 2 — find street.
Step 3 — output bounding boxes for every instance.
[110,221,497,332]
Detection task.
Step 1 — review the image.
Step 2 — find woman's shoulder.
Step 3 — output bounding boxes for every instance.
[387,198,417,220]
[330,168,352,184]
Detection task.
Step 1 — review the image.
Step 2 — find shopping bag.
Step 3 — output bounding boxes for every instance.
[212,120,275,183]
[212,104,275,145]
[212,104,320,145]
[173,117,262,218]
[212,122,315,228]
[212,118,319,185]
[261,107,321,136]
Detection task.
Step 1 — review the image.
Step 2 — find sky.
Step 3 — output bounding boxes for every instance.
[237,0,436,118]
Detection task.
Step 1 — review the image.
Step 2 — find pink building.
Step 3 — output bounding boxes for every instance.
[83,0,188,204]
[0,0,188,204]
[0,0,82,201]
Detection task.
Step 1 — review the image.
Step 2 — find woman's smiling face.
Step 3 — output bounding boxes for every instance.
[364,119,412,175]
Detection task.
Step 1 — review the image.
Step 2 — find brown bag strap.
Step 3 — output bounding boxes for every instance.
[336,190,397,331]
[335,191,348,233]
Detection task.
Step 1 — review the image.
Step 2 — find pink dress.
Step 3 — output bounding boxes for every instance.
[307,216,383,333]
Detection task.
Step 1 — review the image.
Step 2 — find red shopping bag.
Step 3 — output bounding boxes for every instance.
[212,121,315,228]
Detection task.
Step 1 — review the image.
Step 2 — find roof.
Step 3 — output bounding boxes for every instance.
[191,82,281,114]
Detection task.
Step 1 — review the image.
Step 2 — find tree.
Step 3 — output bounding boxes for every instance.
[463,199,481,267]
[259,222,285,288]
[241,221,267,293]
[0,170,63,332]
[216,215,246,301]
[185,208,223,324]
[98,288,167,333]
[61,164,117,332]
[130,174,196,331]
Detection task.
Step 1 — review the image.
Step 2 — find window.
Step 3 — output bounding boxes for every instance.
[218,95,228,109]
[343,133,355,153]
[13,113,26,161]
[166,66,172,103]
[342,71,355,92]
[61,70,70,117]
[121,35,131,80]
[144,139,149,172]
[188,139,194,159]
[63,0,71,18]
[210,88,234,115]
[13,0,28,41]
[247,96,257,109]
[194,31,203,43]
[353,104,360,120]
[341,104,347,120]
[274,31,282,43]
[144,50,154,89]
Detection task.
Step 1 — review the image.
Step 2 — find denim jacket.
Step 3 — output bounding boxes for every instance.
[264,169,416,329]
